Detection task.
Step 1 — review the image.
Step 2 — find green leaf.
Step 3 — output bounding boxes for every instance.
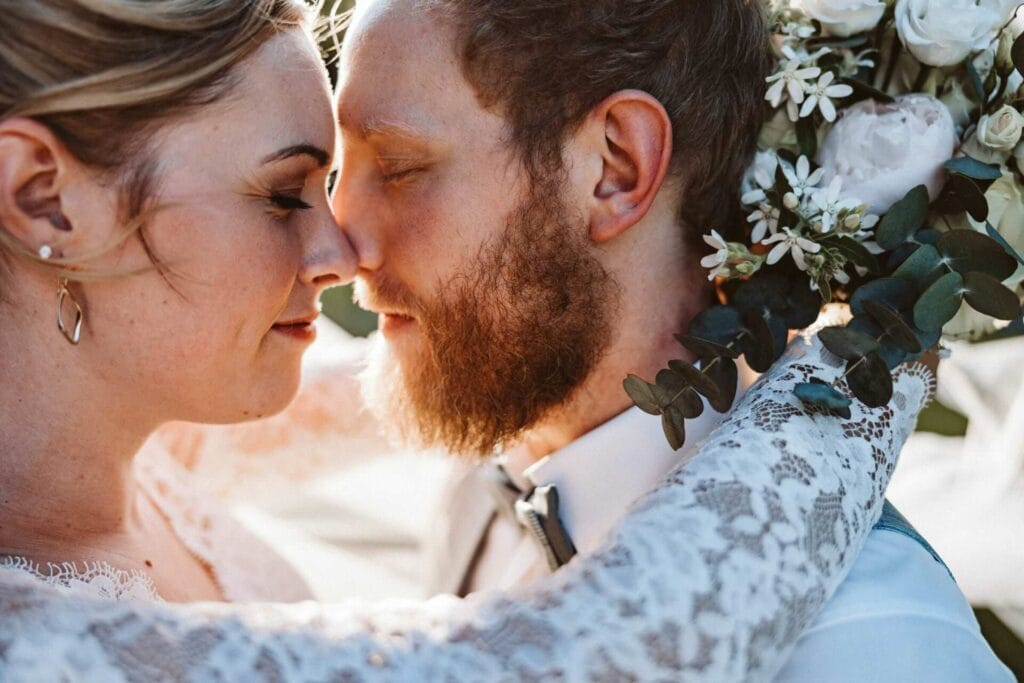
[795,380,853,413]
[624,375,661,415]
[862,300,923,354]
[784,282,825,329]
[661,406,686,451]
[876,185,930,251]
[667,359,720,402]
[937,229,1018,281]
[674,334,740,360]
[967,57,986,102]
[914,271,965,331]
[892,244,943,284]
[1013,32,1024,76]
[818,326,881,361]
[986,221,1024,266]
[846,352,894,408]
[689,305,744,345]
[654,370,705,419]
[850,277,915,316]
[824,235,881,273]
[934,174,988,221]
[944,156,1002,181]
[734,275,788,316]
[963,271,1022,320]
[704,357,738,414]
[740,310,775,373]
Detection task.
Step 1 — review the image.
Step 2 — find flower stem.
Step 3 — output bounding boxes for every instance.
[881,31,902,94]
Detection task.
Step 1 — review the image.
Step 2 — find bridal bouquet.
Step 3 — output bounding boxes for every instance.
[628,0,1024,449]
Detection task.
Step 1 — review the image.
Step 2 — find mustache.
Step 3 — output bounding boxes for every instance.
[353,272,424,318]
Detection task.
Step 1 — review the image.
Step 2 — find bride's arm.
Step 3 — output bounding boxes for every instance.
[0,336,934,682]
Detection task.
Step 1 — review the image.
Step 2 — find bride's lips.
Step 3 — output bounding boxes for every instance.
[272,313,318,343]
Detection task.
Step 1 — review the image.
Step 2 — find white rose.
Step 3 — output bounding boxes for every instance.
[794,0,885,38]
[895,0,1019,67]
[961,104,1024,164]
[816,94,957,214]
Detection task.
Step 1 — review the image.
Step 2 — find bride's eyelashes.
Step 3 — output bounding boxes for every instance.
[381,167,424,184]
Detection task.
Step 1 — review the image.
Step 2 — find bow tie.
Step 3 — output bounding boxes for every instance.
[483,462,578,571]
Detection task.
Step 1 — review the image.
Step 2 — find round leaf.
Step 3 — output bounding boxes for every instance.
[783,281,824,329]
[794,381,853,412]
[661,406,686,451]
[740,310,775,373]
[962,271,1022,321]
[668,359,720,401]
[818,326,880,361]
[655,370,704,419]
[846,352,893,408]
[851,277,915,316]
[734,275,787,316]
[689,305,744,346]
[704,357,738,414]
[892,244,943,284]
[913,271,965,332]
[861,300,922,354]
[985,221,1024,266]
[624,375,660,415]
[876,185,929,251]
[934,174,988,221]
[937,229,1017,281]
[944,156,1002,181]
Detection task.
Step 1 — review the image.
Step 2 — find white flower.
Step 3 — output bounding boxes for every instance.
[794,0,886,38]
[700,230,729,279]
[741,151,779,205]
[765,46,822,109]
[816,94,957,215]
[837,48,877,78]
[748,202,781,243]
[811,176,861,233]
[895,0,1020,67]
[762,228,821,271]
[782,156,826,198]
[800,71,853,122]
[961,104,1024,164]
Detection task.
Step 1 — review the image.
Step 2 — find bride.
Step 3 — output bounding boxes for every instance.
[0,0,936,679]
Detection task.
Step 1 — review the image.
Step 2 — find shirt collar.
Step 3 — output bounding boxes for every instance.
[505,397,728,555]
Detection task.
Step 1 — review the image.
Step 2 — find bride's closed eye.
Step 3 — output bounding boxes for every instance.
[267,190,313,218]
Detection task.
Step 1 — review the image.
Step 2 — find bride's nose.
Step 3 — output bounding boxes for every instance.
[299,212,359,289]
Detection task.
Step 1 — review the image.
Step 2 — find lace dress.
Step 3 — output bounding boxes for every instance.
[0,333,934,682]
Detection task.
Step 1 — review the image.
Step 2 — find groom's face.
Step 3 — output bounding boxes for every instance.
[333,0,617,456]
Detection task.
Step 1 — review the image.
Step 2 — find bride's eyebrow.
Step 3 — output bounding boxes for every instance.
[260,144,330,168]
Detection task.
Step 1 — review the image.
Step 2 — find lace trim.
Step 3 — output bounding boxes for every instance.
[0,556,159,602]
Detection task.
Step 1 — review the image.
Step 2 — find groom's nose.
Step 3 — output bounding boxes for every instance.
[331,179,384,274]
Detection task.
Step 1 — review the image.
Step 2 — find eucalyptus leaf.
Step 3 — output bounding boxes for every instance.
[937,229,1017,281]
[740,310,775,373]
[661,406,686,451]
[876,185,929,250]
[913,271,965,331]
[963,272,1022,320]
[862,300,922,353]
[689,305,744,345]
[794,381,853,413]
[654,370,705,419]
[1013,32,1024,77]
[892,244,943,284]
[674,334,740,360]
[734,275,788,316]
[819,326,880,361]
[846,352,893,408]
[704,357,738,414]
[850,277,915,316]
[667,359,720,401]
[934,174,988,221]
[624,375,661,415]
[944,156,1002,181]
[840,76,895,104]
[784,282,825,329]
[915,228,941,246]
[986,221,1024,266]
[824,235,881,274]
[848,315,910,370]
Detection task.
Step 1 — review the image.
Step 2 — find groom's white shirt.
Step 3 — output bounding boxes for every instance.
[425,404,1012,681]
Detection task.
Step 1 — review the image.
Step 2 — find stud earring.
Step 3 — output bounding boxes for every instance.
[38,244,53,260]
[56,276,83,345]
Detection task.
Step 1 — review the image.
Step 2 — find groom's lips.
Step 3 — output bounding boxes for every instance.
[379,311,417,336]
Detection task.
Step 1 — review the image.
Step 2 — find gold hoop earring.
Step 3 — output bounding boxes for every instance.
[57,277,83,346]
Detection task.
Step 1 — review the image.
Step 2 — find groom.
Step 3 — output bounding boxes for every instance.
[333,0,1008,678]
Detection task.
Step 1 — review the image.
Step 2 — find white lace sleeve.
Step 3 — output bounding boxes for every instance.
[0,336,934,682]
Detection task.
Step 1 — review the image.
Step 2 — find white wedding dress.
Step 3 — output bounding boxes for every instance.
[0,333,934,681]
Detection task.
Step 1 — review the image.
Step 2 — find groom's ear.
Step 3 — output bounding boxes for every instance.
[578,90,672,243]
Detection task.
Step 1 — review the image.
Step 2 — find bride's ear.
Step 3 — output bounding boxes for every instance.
[0,118,84,256]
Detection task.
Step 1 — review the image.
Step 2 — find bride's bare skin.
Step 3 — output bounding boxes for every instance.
[0,28,355,602]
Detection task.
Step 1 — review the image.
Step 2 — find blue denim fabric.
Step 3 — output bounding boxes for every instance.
[874,499,954,581]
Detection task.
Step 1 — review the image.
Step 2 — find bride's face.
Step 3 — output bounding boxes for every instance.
[67,30,355,424]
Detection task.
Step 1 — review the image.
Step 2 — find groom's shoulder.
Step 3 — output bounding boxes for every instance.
[776,526,1013,681]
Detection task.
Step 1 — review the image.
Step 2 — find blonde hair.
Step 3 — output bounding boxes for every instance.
[0,0,311,274]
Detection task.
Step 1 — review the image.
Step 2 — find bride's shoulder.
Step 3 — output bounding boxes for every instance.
[0,556,160,602]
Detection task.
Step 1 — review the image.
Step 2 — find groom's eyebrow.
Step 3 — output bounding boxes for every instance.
[356,117,432,143]
[261,144,331,167]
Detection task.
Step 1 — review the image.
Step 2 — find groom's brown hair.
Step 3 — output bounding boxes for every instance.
[431,0,771,243]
